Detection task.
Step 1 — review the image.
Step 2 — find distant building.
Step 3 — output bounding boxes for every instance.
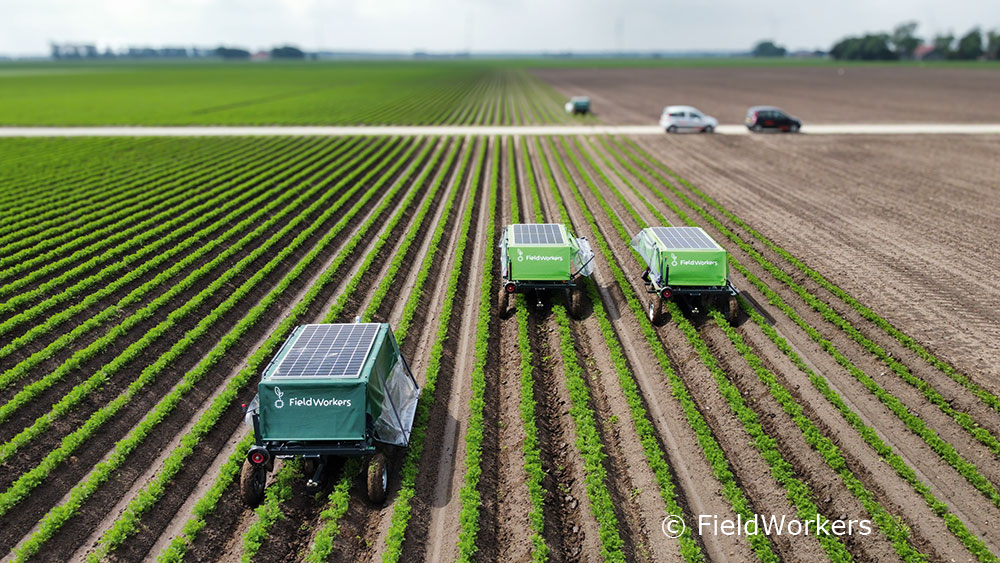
[914,44,943,61]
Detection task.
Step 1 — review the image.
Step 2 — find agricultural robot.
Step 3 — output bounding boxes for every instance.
[499,223,595,317]
[631,226,739,323]
[241,322,419,506]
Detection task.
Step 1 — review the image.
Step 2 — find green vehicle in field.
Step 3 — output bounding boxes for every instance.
[564,96,591,115]
[631,226,739,323]
[499,223,595,317]
[241,323,419,506]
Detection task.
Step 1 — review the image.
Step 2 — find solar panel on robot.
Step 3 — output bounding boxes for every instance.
[241,322,419,505]
[630,226,739,323]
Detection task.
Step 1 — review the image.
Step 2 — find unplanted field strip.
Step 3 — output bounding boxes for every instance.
[6,123,1000,137]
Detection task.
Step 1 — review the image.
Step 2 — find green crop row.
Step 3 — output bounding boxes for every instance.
[541,136,778,562]
[0,138,405,520]
[722,303,996,562]
[83,137,424,561]
[153,432,254,562]
[534,146,704,562]
[379,139,485,563]
[0,136,337,346]
[324,138,440,322]
[0,138,388,425]
[241,460,302,562]
[0,136,294,300]
[363,139,461,321]
[515,296,550,561]
[605,139,1000,511]
[0,137,277,281]
[622,139,1000,416]
[0,139,241,250]
[587,136,931,560]
[550,304,627,562]
[456,138,499,561]
[395,136,475,343]
[508,136,550,561]
[303,459,363,563]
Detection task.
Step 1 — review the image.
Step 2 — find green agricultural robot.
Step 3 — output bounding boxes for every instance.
[631,226,739,323]
[499,223,595,317]
[241,322,419,506]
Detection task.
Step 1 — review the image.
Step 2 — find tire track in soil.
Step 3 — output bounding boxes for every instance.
[552,136,843,562]
[4,137,423,561]
[616,138,1000,506]
[596,136,998,559]
[490,136,537,562]
[78,138,447,563]
[356,138,475,561]
[414,137,489,563]
[532,139,674,562]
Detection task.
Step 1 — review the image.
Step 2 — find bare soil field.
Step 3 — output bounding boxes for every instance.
[535,66,1000,125]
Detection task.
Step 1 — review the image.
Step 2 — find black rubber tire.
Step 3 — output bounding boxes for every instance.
[666,125,678,134]
[751,124,763,132]
[501,288,510,316]
[790,123,800,133]
[367,453,388,504]
[703,125,714,134]
[647,298,661,325]
[240,460,266,507]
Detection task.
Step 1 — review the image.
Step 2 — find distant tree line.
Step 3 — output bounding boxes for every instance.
[830,22,1000,60]
[51,43,306,60]
[752,22,1000,61]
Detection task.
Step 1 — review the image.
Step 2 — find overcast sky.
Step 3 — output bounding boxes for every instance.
[2,0,998,56]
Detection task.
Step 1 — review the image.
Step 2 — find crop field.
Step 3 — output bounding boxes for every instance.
[0,63,583,126]
[1,62,998,563]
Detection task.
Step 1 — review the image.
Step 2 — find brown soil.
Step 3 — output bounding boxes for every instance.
[534,65,1000,125]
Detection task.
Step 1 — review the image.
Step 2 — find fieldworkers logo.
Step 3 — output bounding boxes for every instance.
[679,259,719,266]
[670,252,678,267]
[273,387,284,409]
[661,514,873,539]
[517,249,524,262]
[525,255,563,261]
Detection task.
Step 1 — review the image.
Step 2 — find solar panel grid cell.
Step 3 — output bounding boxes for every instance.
[272,323,379,378]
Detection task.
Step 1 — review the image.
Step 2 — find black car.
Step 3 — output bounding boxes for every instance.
[745,106,801,132]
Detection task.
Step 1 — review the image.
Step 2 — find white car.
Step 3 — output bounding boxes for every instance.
[660,106,718,133]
